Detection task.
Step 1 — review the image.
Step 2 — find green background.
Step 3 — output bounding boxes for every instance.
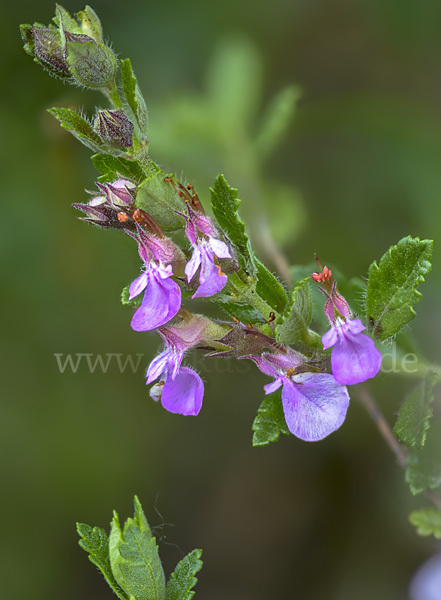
[2,0,441,598]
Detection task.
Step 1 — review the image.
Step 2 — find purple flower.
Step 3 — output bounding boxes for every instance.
[146,322,207,415]
[128,224,182,331]
[185,238,231,298]
[322,317,382,385]
[183,208,231,298]
[244,352,350,442]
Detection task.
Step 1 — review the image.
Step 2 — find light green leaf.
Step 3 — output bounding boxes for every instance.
[48,107,106,152]
[251,254,288,315]
[120,58,148,136]
[165,549,203,600]
[366,236,433,341]
[394,371,438,449]
[252,390,289,447]
[136,173,185,233]
[121,285,142,308]
[405,422,441,495]
[409,507,441,539]
[255,85,301,159]
[109,496,166,600]
[276,277,312,344]
[91,153,146,182]
[77,523,128,600]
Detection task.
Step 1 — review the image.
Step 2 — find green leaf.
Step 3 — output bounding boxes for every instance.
[77,523,128,600]
[251,254,288,315]
[165,549,203,600]
[48,107,106,152]
[405,422,441,495]
[252,390,289,447]
[136,173,186,233]
[91,153,146,182]
[366,236,433,341]
[210,174,251,265]
[394,371,438,449]
[409,507,441,539]
[255,85,301,159]
[210,175,287,314]
[276,277,312,344]
[216,300,267,324]
[120,58,148,136]
[109,496,166,600]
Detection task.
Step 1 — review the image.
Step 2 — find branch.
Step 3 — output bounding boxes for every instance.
[356,384,441,510]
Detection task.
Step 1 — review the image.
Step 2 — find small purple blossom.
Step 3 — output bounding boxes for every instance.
[146,322,207,415]
[185,238,231,298]
[244,352,350,442]
[322,317,382,385]
[316,279,382,385]
[127,224,182,331]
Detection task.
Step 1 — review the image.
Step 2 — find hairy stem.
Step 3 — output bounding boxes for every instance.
[356,385,441,510]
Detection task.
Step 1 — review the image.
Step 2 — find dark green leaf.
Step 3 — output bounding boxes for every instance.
[91,153,146,182]
[48,107,106,152]
[405,422,441,495]
[77,523,128,600]
[165,549,203,600]
[210,174,251,265]
[409,507,441,539]
[120,58,148,136]
[366,236,433,341]
[216,300,267,324]
[109,496,166,600]
[276,277,312,344]
[251,254,287,315]
[252,390,289,447]
[394,372,438,449]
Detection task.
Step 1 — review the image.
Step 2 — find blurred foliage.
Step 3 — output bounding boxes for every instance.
[3,0,441,599]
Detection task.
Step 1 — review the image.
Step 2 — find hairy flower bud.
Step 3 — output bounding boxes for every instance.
[65,31,117,89]
[20,24,70,79]
[94,110,134,147]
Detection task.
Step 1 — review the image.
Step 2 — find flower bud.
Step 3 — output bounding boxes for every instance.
[20,24,70,79]
[93,110,134,147]
[65,31,117,89]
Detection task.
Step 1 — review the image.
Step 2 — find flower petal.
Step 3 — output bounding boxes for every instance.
[322,326,339,350]
[161,367,204,415]
[146,350,170,384]
[331,332,382,385]
[281,373,349,442]
[209,237,231,259]
[185,246,202,282]
[128,272,148,300]
[192,246,227,298]
[237,354,277,378]
[264,377,283,395]
[131,275,181,331]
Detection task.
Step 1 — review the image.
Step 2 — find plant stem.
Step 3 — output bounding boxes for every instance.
[356,385,441,510]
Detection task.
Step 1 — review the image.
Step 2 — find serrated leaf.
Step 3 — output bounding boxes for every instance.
[251,254,287,315]
[276,277,312,344]
[210,175,287,313]
[109,496,166,600]
[394,371,438,449]
[91,153,146,183]
[366,236,433,341]
[48,107,106,152]
[165,549,203,600]
[405,422,441,495]
[77,523,128,600]
[210,174,251,265]
[252,390,289,447]
[409,507,441,538]
[120,58,148,136]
